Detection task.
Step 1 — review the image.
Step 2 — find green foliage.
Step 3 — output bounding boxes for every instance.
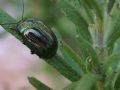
[0,9,22,41]
[104,53,120,72]
[46,54,82,81]
[114,72,120,89]
[106,13,120,52]
[28,77,52,90]
[1,0,120,90]
[60,41,86,73]
[63,73,100,90]
[57,0,91,43]
[79,0,103,20]
[76,35,101,73]
[107,0,115,13]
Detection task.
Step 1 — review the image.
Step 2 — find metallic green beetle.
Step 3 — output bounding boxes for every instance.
[16,18,58,58]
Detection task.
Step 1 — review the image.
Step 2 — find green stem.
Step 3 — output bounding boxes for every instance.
[0,9,82,81]
[0,9,23,41]
[46,54,82,81]
[94,17,108,62]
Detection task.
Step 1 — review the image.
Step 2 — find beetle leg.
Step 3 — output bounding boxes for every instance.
[31,50,35,54]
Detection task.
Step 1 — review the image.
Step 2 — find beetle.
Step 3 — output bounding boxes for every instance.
[0,0,58,59]
[17,18,58,58]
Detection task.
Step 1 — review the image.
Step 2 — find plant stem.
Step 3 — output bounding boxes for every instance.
[96,81,104,90]
[0,9,23,41]
[94,17,108,62]
[94,16,112,90]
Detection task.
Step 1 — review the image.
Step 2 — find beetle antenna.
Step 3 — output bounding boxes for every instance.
[0,0,23,26]
[21,0,24,20]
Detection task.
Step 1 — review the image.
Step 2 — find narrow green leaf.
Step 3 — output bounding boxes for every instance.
[106,14,120,53]
[64,0,81,11]
[66,0,94,23]
[63,73,100,90]
[80,0,103,20]
[46,54,81,81]
[103,53,120,71]
[104,53,120,90]
[114,72,120,89]
[79,0,92,9]
[0,9,23,41]
[57,0,91,42]
[104,71,116,90]
[57,0,87,28]
[76,35,101,74]
[28,77,52,90]
[107,0,115,13]
[110,1,120,17]
[104,58,120,90]
[105,71,120,90]
[60,41,87,74]
[79,0,94,23]
[105,1,120,53]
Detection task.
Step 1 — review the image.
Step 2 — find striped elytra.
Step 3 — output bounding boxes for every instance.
[16,18,58,58]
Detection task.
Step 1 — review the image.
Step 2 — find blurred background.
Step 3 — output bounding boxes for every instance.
[0,0,78,90]
[1,0,120,90]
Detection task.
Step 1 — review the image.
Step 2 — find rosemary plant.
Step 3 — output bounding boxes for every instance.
[0,0,120,90]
